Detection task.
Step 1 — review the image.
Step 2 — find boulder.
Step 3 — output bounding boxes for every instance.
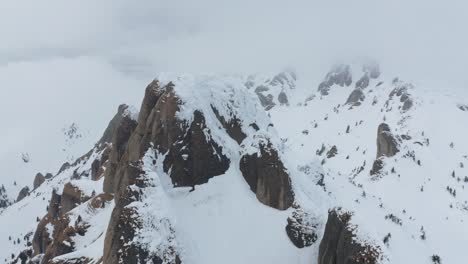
[318,209,381,264]
[240,141,294,210]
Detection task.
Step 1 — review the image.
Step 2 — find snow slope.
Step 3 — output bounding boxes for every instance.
[270,64,468,263]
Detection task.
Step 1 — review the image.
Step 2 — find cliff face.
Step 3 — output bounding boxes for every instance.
[240,141,294,210]
[102,77,296,263]
[318,209,381,264]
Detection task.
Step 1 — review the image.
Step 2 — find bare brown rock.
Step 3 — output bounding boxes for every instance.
[240,141,294,210]
[97,104,133,146]
[318,209,381,264]
[102,113,138,194]
[60,183,91,214]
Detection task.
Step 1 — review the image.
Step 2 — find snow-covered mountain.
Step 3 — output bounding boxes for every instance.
[1,63,467,264]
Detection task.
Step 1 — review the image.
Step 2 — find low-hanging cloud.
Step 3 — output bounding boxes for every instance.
[1,0,467,84]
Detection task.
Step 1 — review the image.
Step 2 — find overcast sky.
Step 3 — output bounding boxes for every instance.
[1,0,467,82]
[1,0,467,186]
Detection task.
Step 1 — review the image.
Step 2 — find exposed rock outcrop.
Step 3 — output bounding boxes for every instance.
[240,141,294,210]
[0,185,10,208]
[278,91,289,105]
[251,71,296,110]
[33,173,46,189]
[255,86,276,110]
[371,123,399,175]
[163,110,230,187]
[318,209,381,264]
[318,64,352,96]
[286,207,318,248]
[269,70,296,89]
[32,184,87,260]
[98,104,134,146]
[91,146,111,180]
[102,109,138,193]
[346,88,365,107]
[326,145,338,158]
[16,186,30,202]
[375,123,399,159]
[60,182,91,214]
[355,74,370,89]
[458,104,468,111]
[388,80,414,112]
[104,79,235,263]
[211,105,246,144]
